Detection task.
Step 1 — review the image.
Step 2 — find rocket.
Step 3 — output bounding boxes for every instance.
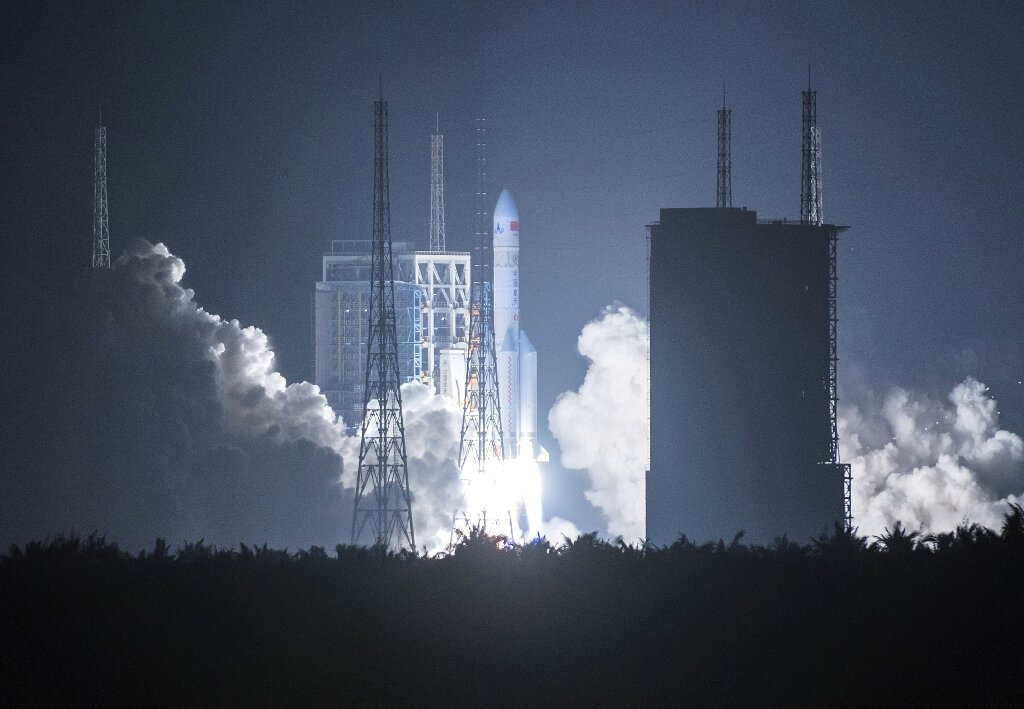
[493,189,548,464]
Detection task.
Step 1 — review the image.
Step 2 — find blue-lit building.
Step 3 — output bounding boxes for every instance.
[314,240,420,430]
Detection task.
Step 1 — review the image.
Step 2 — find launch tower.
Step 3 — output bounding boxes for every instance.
[455,118,508,537]
[351,93,415,549]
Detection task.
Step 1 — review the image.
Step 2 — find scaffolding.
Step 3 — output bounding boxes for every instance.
[413,251,471,387]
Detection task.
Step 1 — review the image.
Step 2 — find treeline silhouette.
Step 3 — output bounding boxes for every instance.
[3,508,1024,706]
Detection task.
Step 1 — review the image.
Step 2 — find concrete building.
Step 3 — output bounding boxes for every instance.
[647,207,846,544]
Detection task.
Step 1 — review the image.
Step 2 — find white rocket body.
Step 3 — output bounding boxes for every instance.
[492,189,547,465]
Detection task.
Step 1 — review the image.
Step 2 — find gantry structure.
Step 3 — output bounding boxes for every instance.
[455,118,507,538]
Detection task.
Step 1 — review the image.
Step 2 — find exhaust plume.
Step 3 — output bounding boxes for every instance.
[840,377,1024,536]
[549,306,650,543]
[0,241,462,551]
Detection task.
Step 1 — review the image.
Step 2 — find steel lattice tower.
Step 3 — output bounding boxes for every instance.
[800,73,822,226]
[351,93,415,549]
[455,118,506,534]
[801,80,851,528]
[92,110,110,269]
[716,93,732,209]
[429,116,446,251]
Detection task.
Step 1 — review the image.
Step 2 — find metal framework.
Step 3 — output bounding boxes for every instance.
[414,252,470,387]
[716,99,732,208]
[92,111,110,269]
[800,77,822,226]
[429,117,446,251]
[455,118,508,538]
[352,95,415,549]
[805,77,849,528]
[827,225,852,529]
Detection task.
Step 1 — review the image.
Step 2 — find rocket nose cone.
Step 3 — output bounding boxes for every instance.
[493,189,519,241]
[494,189,518,222]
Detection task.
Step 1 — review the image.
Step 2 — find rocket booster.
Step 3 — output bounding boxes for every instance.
[493,189,519,353]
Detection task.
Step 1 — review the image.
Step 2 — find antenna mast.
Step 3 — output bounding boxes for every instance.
[429,115,446,251]
[352,91,415,549]
[800,69,822,226]
[716,88,732,208]
[92,109,110,268]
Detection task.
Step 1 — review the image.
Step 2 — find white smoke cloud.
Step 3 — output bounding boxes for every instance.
[542,302,1024,544]
[120,240,350,453]
[327,383,464,553]
[543,516,583,546]
[0,240,463,551]
[549,306,649,543]
[396,382,466,553]
[135,240,465,552]
[841,377,1024,536]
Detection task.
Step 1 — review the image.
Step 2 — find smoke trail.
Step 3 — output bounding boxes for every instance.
[0,240,462,551]
[548,306,649,543]
[840,378,1024,536]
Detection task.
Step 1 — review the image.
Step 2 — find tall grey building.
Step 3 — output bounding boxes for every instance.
[647,208,847,544]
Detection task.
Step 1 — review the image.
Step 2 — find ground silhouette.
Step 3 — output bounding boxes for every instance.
[3,508,1023,706]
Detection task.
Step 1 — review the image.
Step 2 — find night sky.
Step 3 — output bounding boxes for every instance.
[3,1,1024,542]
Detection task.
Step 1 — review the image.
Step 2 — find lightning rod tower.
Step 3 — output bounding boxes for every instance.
[352,90,415,549]
[429,115,446,251]
[92,109,110,269]
[800,70,822,226]
[716,89,732,209]
[455,117,507,537]
[801,78,851,528]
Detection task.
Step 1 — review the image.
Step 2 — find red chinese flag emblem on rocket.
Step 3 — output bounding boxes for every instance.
[510,220,519,231]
